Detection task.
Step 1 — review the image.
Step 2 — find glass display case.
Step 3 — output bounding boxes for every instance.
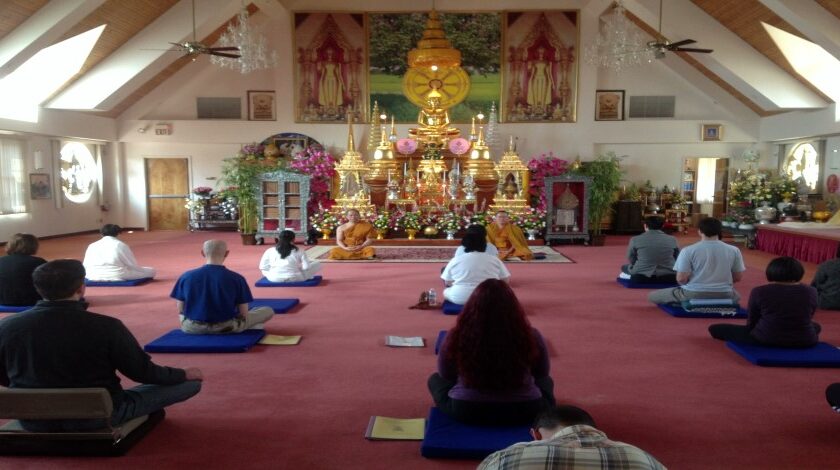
[257,171,311,240]
[544,174,591,244]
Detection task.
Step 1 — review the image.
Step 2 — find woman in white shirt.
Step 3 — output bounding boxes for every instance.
[83,224,156,281]
[453,224,499,258]
[441,232,510,305]
[259,230,321,282]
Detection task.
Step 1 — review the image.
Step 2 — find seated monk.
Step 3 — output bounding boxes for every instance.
[486,211,533,261]
[328,209,376,260]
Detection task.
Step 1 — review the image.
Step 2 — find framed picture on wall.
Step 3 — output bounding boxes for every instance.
[702,124,723,141]
[247,90,276,121]
[594,90,624,121]
[29,173,52,200]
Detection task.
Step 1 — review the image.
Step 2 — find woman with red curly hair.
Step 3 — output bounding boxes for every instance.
[428,279,555,425]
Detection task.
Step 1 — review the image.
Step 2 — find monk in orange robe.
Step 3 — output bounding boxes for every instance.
[486,210,533,261]
[328,209,376,260]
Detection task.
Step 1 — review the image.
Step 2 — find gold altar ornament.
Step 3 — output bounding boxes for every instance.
[489,136,530,216]
[333,117,375,214]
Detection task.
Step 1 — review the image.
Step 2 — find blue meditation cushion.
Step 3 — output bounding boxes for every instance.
[434,330,447,355]
[658,303,747,319]
[420,407,531,459]
[254,276,322,287]
[84,277,153,287]
[0,305,32,313]
[616,277,679,289]
[144,329,266,353]
[249,298,300,313]
[442,300,463,315]
[726,341,840,367]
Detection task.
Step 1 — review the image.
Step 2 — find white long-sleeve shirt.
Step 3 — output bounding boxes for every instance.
[259,247,320,282]
[82,236,156,281]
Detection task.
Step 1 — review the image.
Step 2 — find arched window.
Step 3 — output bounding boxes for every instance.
[783,142,820,192]
[59,142,97,203]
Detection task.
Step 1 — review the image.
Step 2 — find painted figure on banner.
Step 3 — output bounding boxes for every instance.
[318,47,345,114]
[526,47,554,113]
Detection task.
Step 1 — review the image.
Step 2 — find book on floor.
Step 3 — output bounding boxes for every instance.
[385,336,425,347]
[365,416,426,440]
[259,334,302,345]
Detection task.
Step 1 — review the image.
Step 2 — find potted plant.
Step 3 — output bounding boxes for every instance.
[220,144,283,245]
[577,152,623,246]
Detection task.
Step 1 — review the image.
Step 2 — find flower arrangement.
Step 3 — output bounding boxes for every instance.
[221,144,285,236]
[437,211,463,232]
[396,211,422,231]
[729,171,771,208]
[514,207,547,231]
[309,208,339,234]
[768,174,798,202]
[527,153,569,210]
[192,186,213,197]
[289,146,337,213]
[372,210,392,231]
[184,197,205,215]
[467,211,492,227]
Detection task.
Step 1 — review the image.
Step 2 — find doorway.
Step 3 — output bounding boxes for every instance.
[145,158,189,230]
[683,157,729,219]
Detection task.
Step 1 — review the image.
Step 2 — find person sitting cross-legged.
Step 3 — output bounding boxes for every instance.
[83,224,156,281]
[0,233,46,306]
[442,232,510,305]
[709,257,820,348]
[259,230,321,282]
[478,405,666,470]
[811,245,840,310]
[172,240,274,334]
[453,224,499,258]
[328,209,376,260]
[620,216,679,284]
[649,217,745,305]
[428,279,554,426]
[487,211,533,261]
[0,259,202,432]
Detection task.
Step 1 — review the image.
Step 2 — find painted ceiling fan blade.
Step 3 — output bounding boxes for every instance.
[209,51,241,58]
[667,39,696,48]
[677,47,713,53]
[208,47,240,52]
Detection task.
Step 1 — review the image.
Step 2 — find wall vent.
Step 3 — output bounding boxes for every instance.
[196,97,241,119]
[628,96,675,118]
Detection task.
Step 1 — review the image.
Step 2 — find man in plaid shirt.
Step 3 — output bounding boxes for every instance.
[479,406,666,470]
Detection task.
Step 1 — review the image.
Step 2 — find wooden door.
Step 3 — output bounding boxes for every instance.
[146,158,189,230]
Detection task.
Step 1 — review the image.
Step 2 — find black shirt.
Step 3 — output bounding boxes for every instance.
[0,300,186,403]
[0,253,46,306]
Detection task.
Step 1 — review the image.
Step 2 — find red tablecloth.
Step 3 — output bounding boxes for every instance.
[755,226,840,264]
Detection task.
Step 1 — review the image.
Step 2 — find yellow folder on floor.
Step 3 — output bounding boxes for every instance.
[365,416,425,440]
[259,334,302,345]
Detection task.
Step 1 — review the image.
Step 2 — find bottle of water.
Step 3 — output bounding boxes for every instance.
[427,288,438,307]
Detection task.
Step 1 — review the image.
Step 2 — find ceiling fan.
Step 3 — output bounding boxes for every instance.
[167,0,240,59]
[646,0,713,59]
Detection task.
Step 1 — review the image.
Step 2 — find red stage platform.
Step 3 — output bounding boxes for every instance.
[755,223,840,264]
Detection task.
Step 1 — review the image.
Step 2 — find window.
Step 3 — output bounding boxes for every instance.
[0,138,26,214]
[783,142,821,193]
[59,142,97,203]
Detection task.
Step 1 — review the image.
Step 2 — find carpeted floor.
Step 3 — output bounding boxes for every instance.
[307,245,572,263]
[2,230,840,469]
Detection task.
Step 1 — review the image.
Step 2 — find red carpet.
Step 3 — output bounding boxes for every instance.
[3,230,840,469]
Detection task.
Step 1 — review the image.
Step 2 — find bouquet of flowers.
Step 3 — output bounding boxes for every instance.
[372,210,392,231]
[309,209,339,234]
[729,171,772,208]
[466,211,492,227]
[184,198,204,215]
[397,211,422,231]
[290,146,337,213]
[437,211,463,231]
[514,207,546,230]
[768,174,798,202]
[527,153,568,210]
[192,186,213,197]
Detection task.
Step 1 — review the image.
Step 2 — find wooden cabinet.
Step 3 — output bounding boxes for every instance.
[257,171,311,239]
[544,175,591,244]
[665,208,689,234]
[614,201,644,234]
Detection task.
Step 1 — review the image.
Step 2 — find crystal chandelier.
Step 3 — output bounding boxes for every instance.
[584,1,654,73]
[211,7,278,74]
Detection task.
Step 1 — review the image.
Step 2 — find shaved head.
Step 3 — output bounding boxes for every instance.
[203,239,227,259]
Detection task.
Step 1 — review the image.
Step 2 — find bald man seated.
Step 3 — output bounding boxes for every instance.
[171,240,274,334]
[328,209,376,260]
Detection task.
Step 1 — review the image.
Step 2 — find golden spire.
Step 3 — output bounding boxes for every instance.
[346,114,356,152]
[407,10,461,68]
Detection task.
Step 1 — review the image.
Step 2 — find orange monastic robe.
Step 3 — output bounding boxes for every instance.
[487,223,533,261]
[328,221,376,260]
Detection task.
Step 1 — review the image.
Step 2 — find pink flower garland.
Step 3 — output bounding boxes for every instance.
[527,153,569,210]
[290,147,337,213]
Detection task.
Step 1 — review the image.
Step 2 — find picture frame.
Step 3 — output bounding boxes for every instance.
[702,124,723,141]
[247,90,276,121]
[29,173,52,200]
[594,90,624,121]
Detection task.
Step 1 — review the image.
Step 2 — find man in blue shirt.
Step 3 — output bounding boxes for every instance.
[171,239,274,334]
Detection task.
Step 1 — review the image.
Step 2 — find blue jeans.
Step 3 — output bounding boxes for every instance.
[20,381,201,432]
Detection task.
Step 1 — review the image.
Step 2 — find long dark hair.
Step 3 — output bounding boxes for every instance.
[444,279,538,390]
[275,230,298,259]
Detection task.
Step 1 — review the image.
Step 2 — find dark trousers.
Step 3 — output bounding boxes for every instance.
[621,264,676,284]
[427,373,555,426]
[709,323,821,348]
[826,383,840,410]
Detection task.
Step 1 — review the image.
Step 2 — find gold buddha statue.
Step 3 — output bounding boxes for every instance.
[409,88,460,146]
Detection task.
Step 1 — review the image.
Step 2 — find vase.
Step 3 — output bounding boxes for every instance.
[376,229,387,240]
[445,229,456,240]
[321,229,331,240]
[738,223,755,230]
[406,229,417,240]
[754,202,777,224]
[526,228,538,240]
